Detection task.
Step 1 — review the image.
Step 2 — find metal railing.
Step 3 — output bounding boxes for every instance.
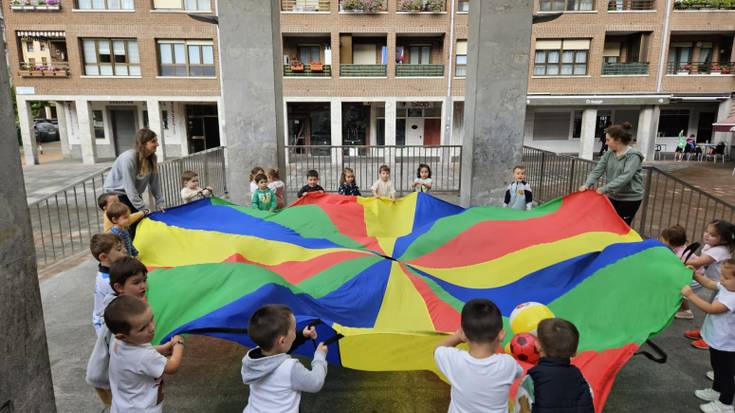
[285,145,462,195]
[601,62,649,75]
[607,0,655,10]
[539,0,595,11]
[281,0,331,11]
[522,146,735,239]
[18,61,70,77]
[396,64,445,77]
[674,0,735,10]
[283,64,332,77]
[397,0,447,12]
[28,147,226,269]
[667,61,734,75]
[340,64,388,77]
[339,0,388,12]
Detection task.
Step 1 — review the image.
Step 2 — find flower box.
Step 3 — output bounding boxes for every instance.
[30,70,44,77]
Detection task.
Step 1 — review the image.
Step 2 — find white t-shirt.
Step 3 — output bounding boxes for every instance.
[434,347,522,413]
[250,181,258,196]
[93,269,115,335]
[702,244,732,282]
[414,178,433,193]
[109,338,168,413]
[702,283,735,351]
[371,179,395,198]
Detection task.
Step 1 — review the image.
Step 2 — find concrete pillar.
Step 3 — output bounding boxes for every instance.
[714,98,733,147]
[178,103,190,156]
[579,108,598,160]
[384,99,397,165]
[330,98,343,166]
[220,0,285,206]
[74,98,97,165]
[18,97,38,166]
[460,0,532,207]
[636,106,660,161]
[54,102,71,157]
[441,96,452,145]
[146,99,166,160]
[0,30,56,413]
[369,103,378,146]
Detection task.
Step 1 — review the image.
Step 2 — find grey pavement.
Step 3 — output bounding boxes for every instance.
[43,257,712,413]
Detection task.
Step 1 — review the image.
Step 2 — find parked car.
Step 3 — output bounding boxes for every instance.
[33,119,59,143]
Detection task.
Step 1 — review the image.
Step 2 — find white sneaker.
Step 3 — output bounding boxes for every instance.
[707,371,715,381]
[696,388,722,402]
[700,400,734,413]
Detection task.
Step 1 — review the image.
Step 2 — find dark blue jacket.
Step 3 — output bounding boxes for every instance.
[529,357,594,413]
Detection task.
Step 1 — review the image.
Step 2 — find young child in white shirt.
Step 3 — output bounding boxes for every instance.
[434,298,522,413]
[90,233,127,336]
[180,170,213,203]
[371,164,396,201]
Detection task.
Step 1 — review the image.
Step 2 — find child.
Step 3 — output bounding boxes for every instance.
[504,165,533,211]
[98,192,148,233]
[371,165,396,200]
[251,173,276,212]
[90,233,127,336]
[520,318,594,413]
[242,304,328,412]
[682,259,735,413]
[180,170,213,203]
[434,298,522,412]
[105,295,185,413]
[660,225,704,320]
[684,220,735,350]
[267,168,287,209]
[106,202,139,257]
[413,163,433,193]
[249,166,265,195]
[338,167,361,196]
[674,130,686,162]
[297,169,325,198]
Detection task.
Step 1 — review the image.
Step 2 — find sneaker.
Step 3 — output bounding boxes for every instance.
[686,329,703,340]
[676,310,695,319]
[695,388,721,402]
[692,339,710,350]
[707,371,714,381]
[700,400,734,413]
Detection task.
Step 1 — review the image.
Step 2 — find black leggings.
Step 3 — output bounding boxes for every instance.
[117,194,140,240]
[609,198,642,226]
[711,347,735,405]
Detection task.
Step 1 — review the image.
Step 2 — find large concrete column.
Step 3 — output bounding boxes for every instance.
[0,31,56,413]
[330,98,343,166]
[219,0,285,206]
[714,98,733,147]
[54,102,71,157]
[637,106,660,161]
[579,108,598,160]
[460,0,533,207]
[384,99,397,146]
[74,98,97,165]
[17,97,38,166]
[146,99,166,160]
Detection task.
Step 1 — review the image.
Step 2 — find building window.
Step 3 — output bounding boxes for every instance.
[27,42,34,53]
[457,0,469,11]
[82,38,140,76]
[77,0,135,10]
[539,0,594,11]
[40,43,46,51]
[162,110,169,129]
[455,40,467,76]
[93,110,105,139]
[158,40,215,77]
[153,0,211,11]
[409,46,431,64]
[658,109,689,137]
[297,45,321,64]
[533,39,589,76]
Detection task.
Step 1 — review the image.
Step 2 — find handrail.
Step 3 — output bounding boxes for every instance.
[28,167,111,207]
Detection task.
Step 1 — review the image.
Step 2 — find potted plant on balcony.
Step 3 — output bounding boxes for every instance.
[721,64,732,75]
[425,0,444,12]
[30,65,44,77]
[22,0,35,10]
[399,0,423,12]
[10,0,24,10]
[710,62,722,74]
[46,0,60,10]
[341,0,384,13]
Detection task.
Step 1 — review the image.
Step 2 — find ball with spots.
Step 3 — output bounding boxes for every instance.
[510,332,540,365]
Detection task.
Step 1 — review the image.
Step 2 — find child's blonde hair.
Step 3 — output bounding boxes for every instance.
[267,168,280,180]
[106,202,131,223]
[340,167,355,185]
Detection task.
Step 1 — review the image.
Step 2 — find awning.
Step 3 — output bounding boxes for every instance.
[713,115,735,133]
[16,31,66,38]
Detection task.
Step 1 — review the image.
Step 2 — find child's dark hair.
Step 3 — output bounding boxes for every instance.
[722,259,735,277]
[181,170,198,186]
[537,318,579,358]
[416,163,432,178]
[379,165,390,173]
[710,220,735,251]
[97,192,118,210]
[513,165,526,173]
[307,169,319,179]
[90,233,124,261]
[106,202,131,223]
[606,122,634,145]
[110,256,148,291]
[104,295,149,336]
[461,299,503,343]
[249,166,265,182]
[340,167,355,185]
[267,168,280,180]
[248,304,293,351]
[254,173,268,184]
[661,225,687,248]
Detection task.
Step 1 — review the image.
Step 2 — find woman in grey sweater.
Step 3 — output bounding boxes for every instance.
[579,122,644,226]
[103,128,165,237]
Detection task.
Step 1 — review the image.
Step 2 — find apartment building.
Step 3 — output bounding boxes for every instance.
[4,0,734,165]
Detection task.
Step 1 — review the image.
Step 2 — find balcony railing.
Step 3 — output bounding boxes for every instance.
[396,64,445,77]
[340,64,387,77]
[281,0,330,12]
[18,62,70,78]
[283,64,332,77]
[397,0,446,12]
[607,0,655,10]
[601,62,649,75]
[667,61,734,75]
[10,0,60,10]
[673,0,735,10]
[339,0,388,13]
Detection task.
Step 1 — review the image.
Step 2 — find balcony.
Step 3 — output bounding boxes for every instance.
[397,0,446,12]
[284,63,332,77]
[607,0,655,10]
[339,0,387,13]
[281,0,330,12]
[18,62,70,78]
[396,64,444,77]
[340,64,387,77]
[601,62,649,75]
[10,0,60,10]
[673,0,735,10]
[667,61,734,75]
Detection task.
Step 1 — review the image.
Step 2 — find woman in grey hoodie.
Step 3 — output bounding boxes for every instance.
[579,122,644,225]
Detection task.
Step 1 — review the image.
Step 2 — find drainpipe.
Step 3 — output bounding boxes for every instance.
[444,0,456,144]
[656,0,673,93]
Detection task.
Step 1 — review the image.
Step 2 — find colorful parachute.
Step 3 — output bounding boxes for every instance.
[135,191,690,412]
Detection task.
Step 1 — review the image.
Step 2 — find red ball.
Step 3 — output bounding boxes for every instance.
[510,333,540,365]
